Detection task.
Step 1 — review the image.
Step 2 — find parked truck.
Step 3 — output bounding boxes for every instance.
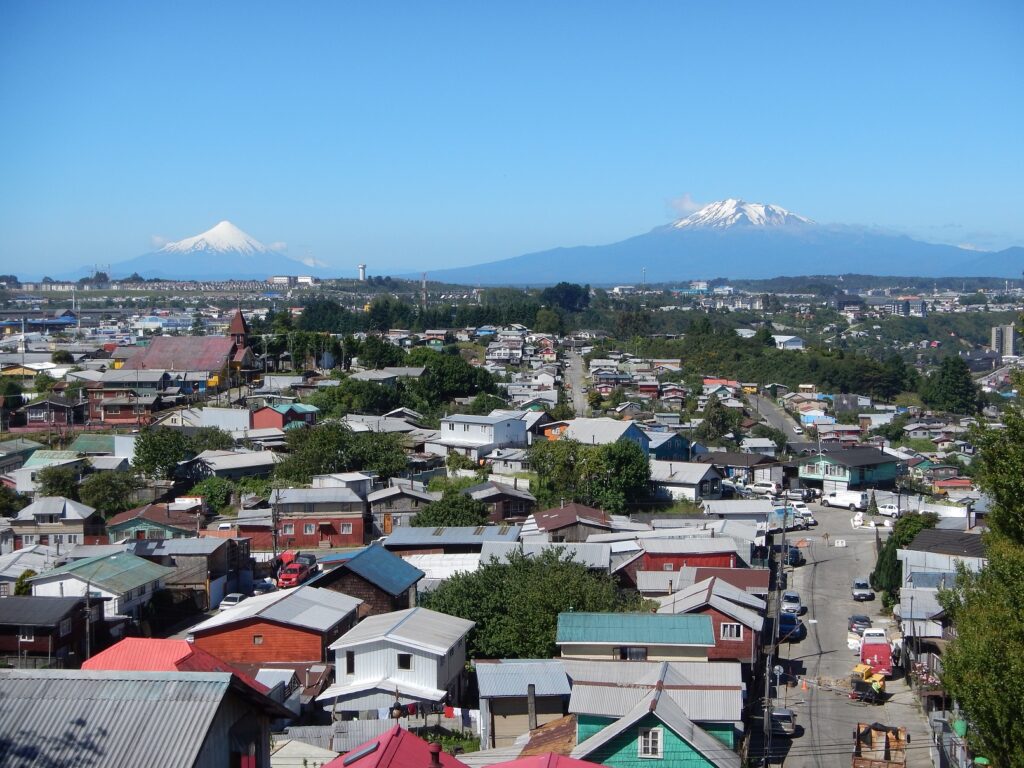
[852,722,907,768]
[860,637,894,677]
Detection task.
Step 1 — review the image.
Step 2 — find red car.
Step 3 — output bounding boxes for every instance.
[277,561,313,588]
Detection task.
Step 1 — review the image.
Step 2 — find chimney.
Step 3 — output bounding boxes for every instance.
[527,683,537,731]
[428,742,443,768]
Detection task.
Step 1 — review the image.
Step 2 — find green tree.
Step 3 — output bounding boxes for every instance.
[0,486,30,517]
[14,569,36,596]
[350,432,408,481]
[274,422,358,485]
[467,392,508,415]
[868,490,879,516]
[33,372,57,394]
[359,335,406,369]
[751,423,787,450]
[533,307,562,336]
[411,489,490,528]
[189,312,206,336]
[423,548,626,658]
[587,390,603,411]
[970,407,1024,546]
[870,512,938,603]
[189,476,235,513]
[595,440,651,514]
[695,396,737,443]
[36,465,80,500]
[79,471,141,515]
[538,282,589,313]
[51,350,75,364]
[132,427,194,479]
[920,356,981,414]
[187,426,235,454]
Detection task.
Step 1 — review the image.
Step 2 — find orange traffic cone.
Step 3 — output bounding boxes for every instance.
[801,677,808,692]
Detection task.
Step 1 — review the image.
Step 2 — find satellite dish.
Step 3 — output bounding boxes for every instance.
[773,665,784,678]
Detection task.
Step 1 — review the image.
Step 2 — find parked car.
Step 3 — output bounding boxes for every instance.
[848,614,873,635]
[792,425,804,435]
[773,543,806,567]
[823,490,869,511]
[252,578,277,595]
[781,591,803,615]
[278,562,314,588]
[219,593,247,611]
[852,578,875,601]
[778,613,806,642]
[750,481,781,497]
[770,707,797,736]
[786,488,814,502]
[877,503,902,518]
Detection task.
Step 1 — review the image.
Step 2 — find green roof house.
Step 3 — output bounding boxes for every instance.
[556,613,715,662]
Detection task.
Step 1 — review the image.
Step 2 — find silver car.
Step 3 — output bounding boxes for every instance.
[770,707,797,736]
[781,591,802,615]
[852,578,875,601]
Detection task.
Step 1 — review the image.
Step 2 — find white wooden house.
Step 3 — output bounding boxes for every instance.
[316,607,475,714]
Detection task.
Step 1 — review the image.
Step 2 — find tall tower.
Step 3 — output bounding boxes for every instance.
[358,264,367,282]
[421,273,428,309]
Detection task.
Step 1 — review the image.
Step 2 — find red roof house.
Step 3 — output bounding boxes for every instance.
[325,726,470,768]
[488,756,605,768]
[82,637,269,694]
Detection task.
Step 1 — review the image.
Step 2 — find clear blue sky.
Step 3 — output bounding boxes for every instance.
[1,1,1022,277]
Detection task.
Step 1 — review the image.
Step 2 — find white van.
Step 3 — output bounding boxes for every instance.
[822,489,869,511]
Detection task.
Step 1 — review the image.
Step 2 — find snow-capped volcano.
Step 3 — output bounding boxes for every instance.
[106,220,333,280]
[158,220,270,255]
[672,199,813,229]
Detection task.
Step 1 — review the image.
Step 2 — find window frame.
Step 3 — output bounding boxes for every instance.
[18,626,34,642]
[638,727,663,759]
[346,650,355,675]
[281,523,294,535]
[397,652,412,670]
[303,523,316,535]
[720,622,743,640]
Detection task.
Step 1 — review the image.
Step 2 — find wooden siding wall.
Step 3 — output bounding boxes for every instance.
[323,571,403,617]
[192,619,326,663]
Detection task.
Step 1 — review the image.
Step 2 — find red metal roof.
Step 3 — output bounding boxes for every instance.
[489,756,604,768]
[107,502,202,531]
[227,309,250,336]
[692,566,770,593]
[533,503,610,532]
[123,336,235,373]
[82,638,269,693]
[326,726,470,768]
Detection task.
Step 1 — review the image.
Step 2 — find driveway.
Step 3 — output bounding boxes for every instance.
[749,504,935,767]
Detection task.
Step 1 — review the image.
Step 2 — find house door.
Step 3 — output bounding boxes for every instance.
[383,514,393,534]
[136,529,146,540]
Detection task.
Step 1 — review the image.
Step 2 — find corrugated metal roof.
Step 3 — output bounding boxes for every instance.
[640,537,743,555]
[401,553,480,581]
[127,537,227,556]
[69,434,116,454]
[555,612,714,647]
[0,596,85,627]
[701,499,775,518]
[330,607,474,655]
[276,487,364,504]
[384,525,522,547]
[15,496,96,522]
[31,552,173,594]
[476,659,571,698]
[0,669,232,768]
[189,586,362,634]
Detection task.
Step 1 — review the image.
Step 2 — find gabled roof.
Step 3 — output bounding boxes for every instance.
[561,418,645,446]
[805,447,900,467]
[383,524,522,547]
[276,487,363,505]
[14,496,96,522]
[312,543,424,596]
[466,480,536,503]
[654,577,765,630]
[189,586,362,635]
[531,503,610,532]
[0,596,85,627]
[227,309,250,336]
[556,612,714,647]
[487,756,603,768]
[82,638,268,694]
[0,669,290,767]
[562,659,743,723]
[123,335,235,372]
[476,659,572,698]
[649,460,720,485]
[367,485,439,504]
[570,679,740,768]
[329,607,474,655]
[30,552,173,594]
[325,725,470,768]
[107,502,201,532]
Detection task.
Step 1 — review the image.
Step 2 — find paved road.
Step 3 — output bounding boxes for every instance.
[750,504,934,767]
[566,352,588,416]
[749,393,803,442]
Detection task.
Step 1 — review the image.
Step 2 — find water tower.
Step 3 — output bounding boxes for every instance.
[358,264,366,282]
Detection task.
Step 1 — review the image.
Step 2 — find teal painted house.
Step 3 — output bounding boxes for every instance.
[571,684,740,768]
[557,612,715,662]
[797,447,901,491]
[563,659,744,754]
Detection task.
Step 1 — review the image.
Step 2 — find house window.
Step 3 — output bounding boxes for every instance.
[397,653,412,670]
[253,634,264,645]
[65,534,79,545]
[346,651,355,675]
[0,583,8,597]
[282,523,294,535]
[721,623,743,640]
[303,523,315,535]
[617,646,648,661]
[18,626,34,642]
[638,727,663,758]
[60,618,72,637]
[662,563,674,572]
[341,523,353,535]
[21,535,37,545]
[107,405,121,414]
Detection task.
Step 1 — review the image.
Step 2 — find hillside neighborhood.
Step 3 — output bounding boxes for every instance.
[0,284,1017,768]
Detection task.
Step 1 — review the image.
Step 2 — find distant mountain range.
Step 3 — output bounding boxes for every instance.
[98,221,333,281]
[420,199,1024,285]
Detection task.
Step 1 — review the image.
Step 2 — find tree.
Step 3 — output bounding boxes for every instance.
[33,372,57,394]
[52,350,74,364]
[595,440,651,514]
[467,392,508,415]
[533,308,562,336]
[868,490,879,516]
[751,423,787,450]
[79,472,141,516]
[359,335,406,369]
[274,422,358,485]
[350,432,408,481]
[187,427,234,454]
[870,512,938,603]
[411,489,489,528]
[587,389,603,411]
[36,466,80,500]
[424,548,628,658]
[132,427,194,479]
[969,407,1024,546]
[920,356,981,414]
[695,396,737,443]
[0,486,29,517]
[538,282,589,313]
[529,438,649,513]
[189,477,235,513]
[14,569,36,596]
[189,312,206,336]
